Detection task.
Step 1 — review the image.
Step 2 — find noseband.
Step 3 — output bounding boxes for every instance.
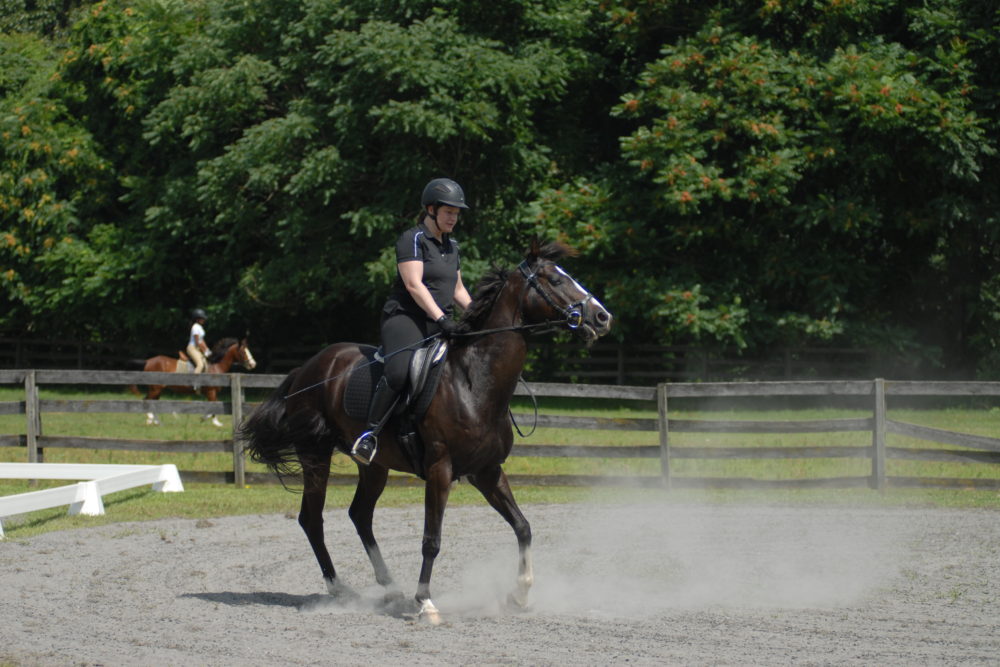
[517,260,593,330]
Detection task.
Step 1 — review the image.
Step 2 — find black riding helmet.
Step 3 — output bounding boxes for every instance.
[191,308,207,321]
[421,178,469,210]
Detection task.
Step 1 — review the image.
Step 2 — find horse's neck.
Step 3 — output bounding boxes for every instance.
[460,284,529,395]
[212,345,237,372]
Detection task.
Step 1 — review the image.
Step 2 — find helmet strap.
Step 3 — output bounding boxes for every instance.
[425,205,443,237]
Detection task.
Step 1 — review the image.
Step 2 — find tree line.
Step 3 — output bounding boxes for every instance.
[1,0,998,378]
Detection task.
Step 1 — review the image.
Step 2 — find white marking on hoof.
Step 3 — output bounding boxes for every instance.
[509,586,530,609]
[509,549,533,608]
[418,599,441,625]
[206,415,223,427]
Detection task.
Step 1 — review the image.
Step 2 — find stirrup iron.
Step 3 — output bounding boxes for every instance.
[351,431,378,465]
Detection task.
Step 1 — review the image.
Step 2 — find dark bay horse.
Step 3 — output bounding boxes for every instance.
[240,241,612,623]
[132,337,257,426]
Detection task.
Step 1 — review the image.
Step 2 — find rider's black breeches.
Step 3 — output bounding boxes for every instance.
[380,312,428,393]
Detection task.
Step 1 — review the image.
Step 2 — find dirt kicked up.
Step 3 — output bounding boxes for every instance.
[2,501,998,665]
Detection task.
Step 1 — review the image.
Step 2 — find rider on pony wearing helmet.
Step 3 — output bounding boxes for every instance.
[187,308,210,373]
[350,178,473,465]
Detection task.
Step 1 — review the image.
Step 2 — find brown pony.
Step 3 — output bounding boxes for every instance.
[132,337,257,426]
[240,241,612,623]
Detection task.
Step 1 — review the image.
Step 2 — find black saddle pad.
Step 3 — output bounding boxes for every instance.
[341,343,448,423]
[343,346,382,421]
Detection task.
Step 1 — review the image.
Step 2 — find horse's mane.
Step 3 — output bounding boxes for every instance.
[459,241,575,333]
[460,266,509,331]
[211,337,239,358]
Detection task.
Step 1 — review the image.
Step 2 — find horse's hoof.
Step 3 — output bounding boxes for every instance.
[324,578,359,602]
[417,598,442,626]
[211,417,223,427]
[379,590,415,617]
[506,592,532,612]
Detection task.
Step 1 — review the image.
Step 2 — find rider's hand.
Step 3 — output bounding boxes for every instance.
[436,315,459,338]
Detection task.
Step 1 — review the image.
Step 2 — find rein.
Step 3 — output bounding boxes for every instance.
[509,375,538,437]
[449,320,559,339]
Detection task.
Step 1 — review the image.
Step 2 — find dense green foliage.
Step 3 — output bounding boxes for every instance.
[1,0,998,376]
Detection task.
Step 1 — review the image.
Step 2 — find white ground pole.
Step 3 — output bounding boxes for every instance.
[0,463,184,537]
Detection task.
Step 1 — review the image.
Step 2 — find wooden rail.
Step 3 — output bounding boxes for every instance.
[1,370,999,490]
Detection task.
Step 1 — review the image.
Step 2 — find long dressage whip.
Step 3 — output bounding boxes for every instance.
[282,334,440,400]
[281,319,566,401]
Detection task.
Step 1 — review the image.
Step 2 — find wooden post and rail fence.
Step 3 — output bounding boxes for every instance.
[1,369,999,490]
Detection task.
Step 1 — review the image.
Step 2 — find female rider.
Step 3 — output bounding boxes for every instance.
[187,308,210,373]
[351,178,473,465]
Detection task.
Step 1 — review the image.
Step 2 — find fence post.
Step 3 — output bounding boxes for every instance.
[871,378,887,491]
[25,370,41,464]
[657,383,671,489]
[231,373,245,487]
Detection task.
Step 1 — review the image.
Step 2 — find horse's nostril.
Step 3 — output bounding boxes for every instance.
[597,311,609,323]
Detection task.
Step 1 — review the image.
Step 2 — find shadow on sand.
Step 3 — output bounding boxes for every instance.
[181,590,418,618]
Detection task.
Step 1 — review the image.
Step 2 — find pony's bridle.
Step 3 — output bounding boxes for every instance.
[517,259,593,330]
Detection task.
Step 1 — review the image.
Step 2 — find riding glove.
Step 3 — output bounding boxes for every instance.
[436,315,459,338]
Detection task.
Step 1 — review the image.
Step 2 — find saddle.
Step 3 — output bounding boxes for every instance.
[173,355,195,374]
[178,349,211,372]
[343,339,449,478]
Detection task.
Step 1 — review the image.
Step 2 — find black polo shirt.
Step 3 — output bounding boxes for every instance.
[384,223,461,319]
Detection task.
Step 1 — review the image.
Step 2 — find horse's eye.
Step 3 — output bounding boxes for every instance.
[548,275,562,286]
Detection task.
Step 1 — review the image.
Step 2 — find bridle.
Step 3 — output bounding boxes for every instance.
[516,259,593,331]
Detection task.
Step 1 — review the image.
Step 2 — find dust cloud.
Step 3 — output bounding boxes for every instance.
[432,502,909,618]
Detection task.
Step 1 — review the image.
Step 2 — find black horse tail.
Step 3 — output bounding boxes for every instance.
[239,368,331,487]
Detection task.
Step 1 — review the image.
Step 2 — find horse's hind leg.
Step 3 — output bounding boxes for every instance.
[299,457,356,599]
[348,464,402,600]
[468,466,533,609]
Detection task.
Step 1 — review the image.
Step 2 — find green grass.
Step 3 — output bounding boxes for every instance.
[1,387,999,540]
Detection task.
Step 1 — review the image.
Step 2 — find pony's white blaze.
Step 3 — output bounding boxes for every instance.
[244,347,257,370]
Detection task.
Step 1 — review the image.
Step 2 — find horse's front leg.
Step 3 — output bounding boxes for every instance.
[144,387,161,425]
[348,462,401,601]
[203,414,224,427]
[415,456,453,625]
[468,466,533,609]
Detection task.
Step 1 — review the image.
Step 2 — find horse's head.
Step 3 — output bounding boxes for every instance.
[238,337,258,370]
[518,240,613,344]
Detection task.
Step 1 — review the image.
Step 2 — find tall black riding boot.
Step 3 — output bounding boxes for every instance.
[350,377,400,465]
